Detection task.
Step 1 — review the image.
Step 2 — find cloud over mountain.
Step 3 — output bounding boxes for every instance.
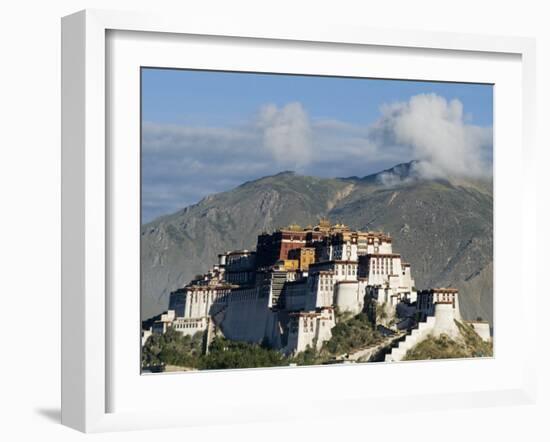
[142,94,492,222]
[258,102,313,169]
[370,93,493,180]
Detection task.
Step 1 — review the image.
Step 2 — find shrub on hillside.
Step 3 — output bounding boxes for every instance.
[199,337,287,370]
[403,320,493,361]
[322,312,381,356]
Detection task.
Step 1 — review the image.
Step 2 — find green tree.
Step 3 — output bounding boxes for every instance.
[199,337,287,370]
[141,328,204,369]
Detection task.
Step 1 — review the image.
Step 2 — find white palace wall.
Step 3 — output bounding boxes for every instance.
[283,280,307,311]
[220,287,270,344]
[285,309,335,354]
[334,280,367,315]
[172,317,209,336]
[182,287,231,318]
[305,261,359,310]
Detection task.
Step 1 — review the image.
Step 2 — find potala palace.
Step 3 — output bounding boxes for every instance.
[144,220,491,362]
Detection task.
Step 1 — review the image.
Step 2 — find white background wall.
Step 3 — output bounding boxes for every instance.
[0,0,548,440]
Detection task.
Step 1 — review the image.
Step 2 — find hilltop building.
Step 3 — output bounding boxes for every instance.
[145,219,490,357]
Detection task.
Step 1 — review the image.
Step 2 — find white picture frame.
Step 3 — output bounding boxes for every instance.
[61,9,537,433]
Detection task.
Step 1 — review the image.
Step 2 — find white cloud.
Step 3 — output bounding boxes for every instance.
[372,93,492,179]
[258,102,313,169]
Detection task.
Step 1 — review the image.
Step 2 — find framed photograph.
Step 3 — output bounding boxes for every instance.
[139,67,494,371]
[61,9,537,432]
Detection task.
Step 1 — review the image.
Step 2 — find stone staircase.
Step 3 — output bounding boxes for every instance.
[385,316,436,362]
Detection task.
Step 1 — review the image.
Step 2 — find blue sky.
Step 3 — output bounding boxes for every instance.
[142,69,493,126]
[141,68,493,223]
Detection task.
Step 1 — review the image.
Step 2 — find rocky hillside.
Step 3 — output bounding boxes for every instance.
[141,163,493,325]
